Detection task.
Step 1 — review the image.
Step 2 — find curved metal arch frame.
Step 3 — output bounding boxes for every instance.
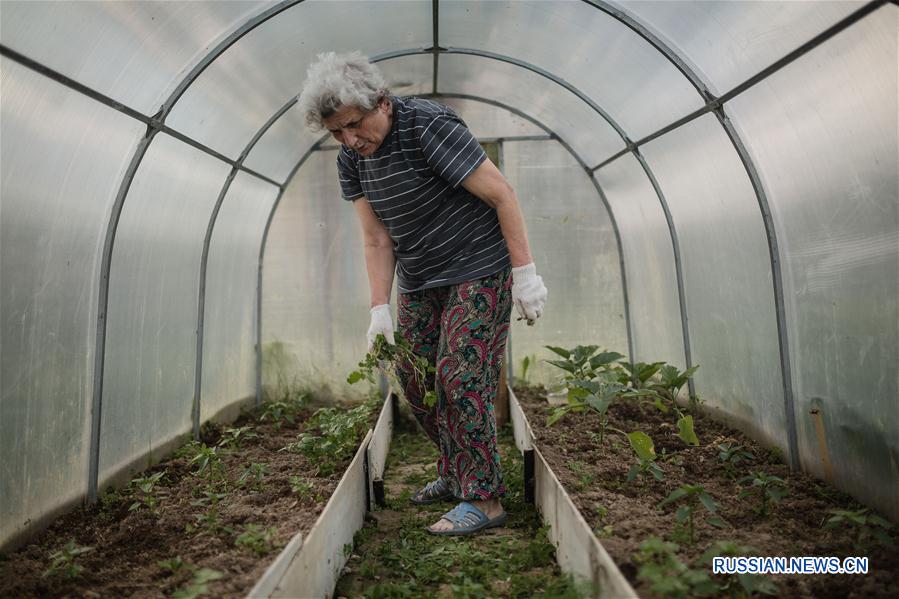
[84,0,305,501]
[259,91,637,405]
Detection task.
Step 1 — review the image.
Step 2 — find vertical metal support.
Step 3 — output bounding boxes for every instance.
[363,449,372,513]
[523,449,535,504]
[632,149,695,398]
[716,110,800,470]
[431,0,440,95]
[589,178,635,366]
[87,132,157,503]
[193,168,239,439]
[497,140,515,385]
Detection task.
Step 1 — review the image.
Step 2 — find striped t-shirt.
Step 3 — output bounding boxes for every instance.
[337,96,511,293]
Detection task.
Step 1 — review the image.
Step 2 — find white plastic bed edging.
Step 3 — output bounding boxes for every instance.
[248,391,396,598]
[508,386,638,599]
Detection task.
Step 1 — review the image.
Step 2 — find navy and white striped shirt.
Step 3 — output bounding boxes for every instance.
[337,96,511,293]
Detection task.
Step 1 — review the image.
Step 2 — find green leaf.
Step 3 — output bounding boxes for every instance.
[698,491,717,513]
[346,371,365,384]
[585,394,614,415]
[660,486,689,507]
[423,391,437,408]
[547,406,569,426]
[626,465,639,482]
[627,431,656,462]
[572,345,599,365]
[544,359,577,374]
[544,346,571,358]
[589,351,624,370]
[707,516,729,529]
[675,505,690,523]
[676,415,700,446]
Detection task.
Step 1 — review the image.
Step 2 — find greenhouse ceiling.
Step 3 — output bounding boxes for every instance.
[1,0,896,557]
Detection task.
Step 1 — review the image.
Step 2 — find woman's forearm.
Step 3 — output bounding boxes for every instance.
[364,242,396,307]
[494,191,534,268]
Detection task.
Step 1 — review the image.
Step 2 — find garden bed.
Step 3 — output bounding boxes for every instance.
[0,394,380,598]
[514,383,898,598]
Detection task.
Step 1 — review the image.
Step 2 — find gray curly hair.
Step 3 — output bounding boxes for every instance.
[297,51,390,132]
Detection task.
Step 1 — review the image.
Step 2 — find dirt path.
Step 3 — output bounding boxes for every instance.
[334,413,583,598]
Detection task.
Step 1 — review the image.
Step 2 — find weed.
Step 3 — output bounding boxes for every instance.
[634,537,716,598]
[128,470,166,513]
[288,476,316,501]
[593,504,614,538]
[258,397,305,429]
[281,400,375,476]
[699,540,777,597]
[737,471,788,517]
[237,463,269,491]
[217,426,259,449]
[172,567,223,599]
[235,524,278,555]
[348,333,437,406]
[659,484,727,545]
[186,443,226,480]
[717,442,755,478]
[157,555,190,576]
[565,460,595,492]
[42,540,92,578]
[824,507,894,551]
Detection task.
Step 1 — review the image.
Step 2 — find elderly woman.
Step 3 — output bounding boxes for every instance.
[298,52,547,536]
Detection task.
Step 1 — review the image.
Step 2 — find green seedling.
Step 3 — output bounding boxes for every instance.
[616,360,665,388]
[348,333,437,406]
[235,524,278,555]
[158,555,190,576]
[659,484,727,545]
[188,508,231,537]
[824,508,894,552]
[566,460,596,492]
[191,490,228,507]
[172,567,223,599]
[128,470,166,513]
[42,539,92,579]
[289,476,316,501]
[237,463,269,491]
[593,504,614,538]
[626,363,701,446]
[187,443,226,479]
[544,345,624,382]
[717,442,755,478]
[258,400,300,429]
[516,354,537,385]
[634,537,717,599]
[217,426,259,449]
[281,401,374,476]
[738,471,788,517]
[625,431,664,483]
[699,540,777,597]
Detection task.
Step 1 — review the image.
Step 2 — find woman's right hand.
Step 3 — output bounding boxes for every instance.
[367,304,395,350]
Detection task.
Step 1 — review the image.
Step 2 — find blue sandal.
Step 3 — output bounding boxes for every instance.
[427,501,508,536]
[410,477,454,505]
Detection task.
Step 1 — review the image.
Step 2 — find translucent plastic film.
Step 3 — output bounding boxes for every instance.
[594,155,685,368]
[167,0,431,160]
[0,0,267,115]
[439,97,545,139]
[262,150,371,400]
[0,58,144,548]
[201,173,279,422]
[641,114,787,451]
[503,140,627,386]
[621,0,861,95]
[727,6,898,518]
[438,54,624,167]
[100,134,231,482]
[439,0,702,140]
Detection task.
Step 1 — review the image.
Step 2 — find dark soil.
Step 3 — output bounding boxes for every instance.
[0,397,377,598]
[514,385,898,599]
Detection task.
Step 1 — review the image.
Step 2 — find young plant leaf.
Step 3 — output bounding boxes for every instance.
[676,415,700,446]
[627,431,656,462]
[544,345,571,358]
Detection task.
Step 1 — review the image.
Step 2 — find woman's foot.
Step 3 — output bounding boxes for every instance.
[428,497,504,533]
[410,477,454,505]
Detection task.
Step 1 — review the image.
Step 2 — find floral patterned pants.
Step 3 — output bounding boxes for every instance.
[396,267,513,501]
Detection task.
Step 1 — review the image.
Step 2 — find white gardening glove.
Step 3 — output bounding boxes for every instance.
[367,304,395,350]
[511,263,547,325]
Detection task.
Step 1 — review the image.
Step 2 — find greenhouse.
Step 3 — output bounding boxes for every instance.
[1,0,896,597]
